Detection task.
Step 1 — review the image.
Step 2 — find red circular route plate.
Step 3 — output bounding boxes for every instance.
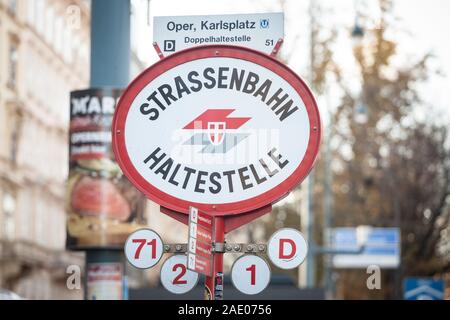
[112,45,321,216]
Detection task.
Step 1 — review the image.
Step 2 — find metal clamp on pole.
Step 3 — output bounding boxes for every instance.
[213,242,226,253]
[223,243,267,253]
[163,244,188,253]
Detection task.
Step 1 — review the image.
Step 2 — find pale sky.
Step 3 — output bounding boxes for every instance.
[132,0,450,124]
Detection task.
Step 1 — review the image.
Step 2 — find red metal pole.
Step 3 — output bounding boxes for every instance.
[204,216,225,300]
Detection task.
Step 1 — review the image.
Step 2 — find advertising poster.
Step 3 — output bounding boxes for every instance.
[86,263,123,300]
[66,88,147,249]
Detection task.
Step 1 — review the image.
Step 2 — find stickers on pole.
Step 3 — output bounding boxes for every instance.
[86,263,123,300]
[267,228,308,269]
[124,228,164,269]
[160,255,199,294]
[187,207,213,276]
[231,255,271,295]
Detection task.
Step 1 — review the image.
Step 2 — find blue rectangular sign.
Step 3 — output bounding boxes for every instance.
[403,278,445,300]
[330,227,400,268]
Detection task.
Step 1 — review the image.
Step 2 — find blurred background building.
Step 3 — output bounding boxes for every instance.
[0,0,90,299]
[0,0,162,299]
[0,0,217,300]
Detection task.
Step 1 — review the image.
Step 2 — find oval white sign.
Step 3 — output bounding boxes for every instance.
[113,45,321,215]
[160,254,199,294]
[124,228,164,269]
[231,254,271,295]
[267,228,308,269]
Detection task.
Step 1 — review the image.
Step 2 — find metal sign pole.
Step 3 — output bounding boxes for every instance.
[205,216,225,300]
[85,0,131,300]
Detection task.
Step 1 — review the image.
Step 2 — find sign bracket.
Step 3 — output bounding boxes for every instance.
[152,42,165,59]
[163,243,188,253]
[211,242,268,253]
[148,242,269,254]
[270,38,284,58]
[224,243,267,253]
[126,241,271,255]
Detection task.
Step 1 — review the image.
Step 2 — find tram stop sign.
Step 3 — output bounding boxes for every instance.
[231,255,271,295]
[112,45,321,215]
[124,228,164,269]
[267,228,308,269]
[160,254,199,295]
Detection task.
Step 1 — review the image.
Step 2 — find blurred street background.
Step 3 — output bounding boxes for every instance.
[0,0,449,300]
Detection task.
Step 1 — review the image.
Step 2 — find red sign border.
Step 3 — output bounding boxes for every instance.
[112,45,321,216]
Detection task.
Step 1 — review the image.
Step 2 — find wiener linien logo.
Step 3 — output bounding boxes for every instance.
[183,109,251,153]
